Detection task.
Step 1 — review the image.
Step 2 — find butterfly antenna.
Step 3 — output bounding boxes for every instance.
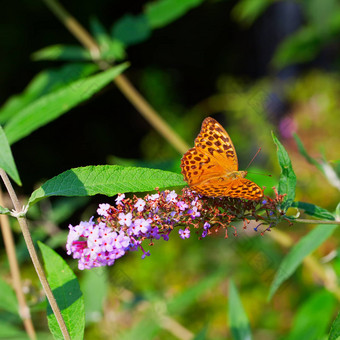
[245,148,262,170]
[246,148,272,177]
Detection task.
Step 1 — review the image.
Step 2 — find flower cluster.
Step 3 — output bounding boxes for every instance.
[66,188,286,270]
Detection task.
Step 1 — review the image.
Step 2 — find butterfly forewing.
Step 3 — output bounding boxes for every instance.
[195,117,238,172]
[181,117,264,200]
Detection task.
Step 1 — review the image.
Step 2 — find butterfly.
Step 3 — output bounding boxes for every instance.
[180,117,263,200]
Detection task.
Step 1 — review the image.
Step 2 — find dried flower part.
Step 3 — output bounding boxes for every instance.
[66,188,285,270]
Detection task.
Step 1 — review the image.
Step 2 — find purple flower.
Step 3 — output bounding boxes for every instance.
[134,198,146,212]
[188,206,200,219]
[166,190,177,203]
[147,193,160,201]
[179,228,190,239]
[115,193,125,205]
[177,201,189,211]
[97,203,110,217]
[118,212,132,227]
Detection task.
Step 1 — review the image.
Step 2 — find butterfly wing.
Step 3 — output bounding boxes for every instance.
[191,177,263,200]
[181,117,238,187]
[195,117,238,172]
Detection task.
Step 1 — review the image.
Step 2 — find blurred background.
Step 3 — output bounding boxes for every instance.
[1,0,340,339]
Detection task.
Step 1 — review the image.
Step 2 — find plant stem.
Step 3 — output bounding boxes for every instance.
[42,0,190,155]
[0,169,70,340]
[0,189,36,340]
[286,218,340,225]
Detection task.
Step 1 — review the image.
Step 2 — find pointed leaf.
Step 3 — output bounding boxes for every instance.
[0,63,98,124]
[228,280,252,340]
[291,201,335,221]
[32,45,91,61]
[293,133,323,171]
[329,312,340,340]
[38,242,84,340]
[28,165,185,206]
[0,205,11,215]
[268,224,337,300]
[272,131,296,211]
[287,290,335,340]
[0,126,21,185]
[146,0,204,29]
[4,63,128,145]
[335,202,340,221]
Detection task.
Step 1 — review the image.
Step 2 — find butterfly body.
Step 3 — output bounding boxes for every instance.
[181,117,263,200]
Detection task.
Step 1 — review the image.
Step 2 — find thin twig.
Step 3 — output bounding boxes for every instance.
[287,218,340,225]
[42,0,190,155]
[0,169,70,340]
[0,189,36,340]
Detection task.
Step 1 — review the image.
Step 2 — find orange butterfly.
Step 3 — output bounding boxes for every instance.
[181,117,263,200]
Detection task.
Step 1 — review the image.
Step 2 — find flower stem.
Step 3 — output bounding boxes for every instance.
[0,189,36,340]
[42,0,190,155]
[286,218,340,225]
[0,169,70,340]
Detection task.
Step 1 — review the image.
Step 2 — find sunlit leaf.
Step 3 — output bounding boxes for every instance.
[28,165,186,206]
[228,280,252,340]
[291,201,335,221]
[0,126,21,185]
[81,267,108,324]
[272,132,296,211]
[38,242,85,340]
[146,0,204,29]
[232,0,272,26]
[32,45,91,61]
[329,312,340,340]
[0,205,11,215]
[272,26,322,69]
[268,224,337,300]
[0,63,98,124]
[4,63,128,144]
[287,290,335,340]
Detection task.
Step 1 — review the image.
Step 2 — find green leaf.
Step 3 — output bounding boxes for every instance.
[293,133,323,171]
[38,242,85,340]
[81,267,108,324]
[291,201,335,221]
[0,63,98,124]
[287,290,335,340]
[335,202,340,221]
[32,45,91,61]
[4,63,128,145]
[90,18,126,61]
[0,205,11,215]
[228,280,252,340]
[232,0,272,26]
[145,0,204,29]
[28,165,186,206]
[272,131,296,211]
[0,321,29,339]
[0,125,21,185]
[112,14,151,46]
[167,272,223,314]
[0,279,18,314]
[272,26,322,69]
[193,326,209,340]
[268,224,338,300]
[329,312,340,340]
